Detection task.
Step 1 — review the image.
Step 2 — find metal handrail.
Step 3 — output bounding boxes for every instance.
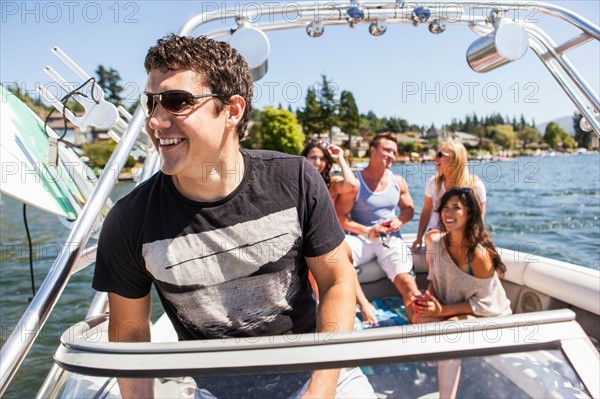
[526,26,600,133]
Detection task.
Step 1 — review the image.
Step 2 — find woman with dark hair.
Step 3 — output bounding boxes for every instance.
[413,187,510,321]
[302,140,377,325]
[301,141,358,199]
[412,187,511,398]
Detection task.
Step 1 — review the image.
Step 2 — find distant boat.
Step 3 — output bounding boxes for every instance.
[577,148,588,154]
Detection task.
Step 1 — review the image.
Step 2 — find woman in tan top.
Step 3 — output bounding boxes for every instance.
[411,187,511,398]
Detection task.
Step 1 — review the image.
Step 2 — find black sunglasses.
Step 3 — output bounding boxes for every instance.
[448,187,472,194]
[436,151,450,158]
[140,90,221,117]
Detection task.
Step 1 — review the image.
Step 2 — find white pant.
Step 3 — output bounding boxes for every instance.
[345,234,414,281]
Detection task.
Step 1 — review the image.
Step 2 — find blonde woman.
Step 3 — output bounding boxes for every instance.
[412,141,486,254]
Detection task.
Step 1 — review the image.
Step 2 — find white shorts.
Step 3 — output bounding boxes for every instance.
[345,234,413,281]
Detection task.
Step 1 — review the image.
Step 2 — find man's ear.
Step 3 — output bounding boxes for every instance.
[225,95,246,129]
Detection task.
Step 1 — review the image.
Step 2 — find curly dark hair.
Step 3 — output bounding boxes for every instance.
[144,34,253,139]
[301,141,334,187]
[437,188,506,276]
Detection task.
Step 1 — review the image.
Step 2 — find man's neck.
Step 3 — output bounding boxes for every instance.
[362,162,387,180]
[173,149,245,202]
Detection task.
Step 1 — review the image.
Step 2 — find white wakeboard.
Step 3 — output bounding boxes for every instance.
[1,85,97,220]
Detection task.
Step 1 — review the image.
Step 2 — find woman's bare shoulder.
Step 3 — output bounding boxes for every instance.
[471,245,494,278]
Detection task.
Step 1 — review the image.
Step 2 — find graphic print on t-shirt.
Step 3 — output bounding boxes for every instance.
[141,207,305,337]
[143,207,301,285]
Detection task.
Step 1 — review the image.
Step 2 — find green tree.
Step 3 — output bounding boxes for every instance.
[360,111,386,135]
[408,124,422,133]
[83,140,135,169]
[96,65,124,106]
[243,109,264,149]
[318,75,339,132]
[297,87,323,134]
[402,141,424,153]
[255,107,305,154]
[562,134,577,150]
[544,122,566,149]
[518,126,542,149]
[472,124,486,147]
[338,90,359,148]
[489,124,517,149]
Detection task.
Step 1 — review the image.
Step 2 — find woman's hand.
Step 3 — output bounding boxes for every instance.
[359,301,378,326]
[412,291,443,316]
[411,239,423,254]
[327,144,345,163]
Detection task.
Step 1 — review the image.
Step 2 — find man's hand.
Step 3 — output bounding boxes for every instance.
[305,245,356,397]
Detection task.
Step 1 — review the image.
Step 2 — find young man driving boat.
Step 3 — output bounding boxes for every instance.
[92,34,375,398]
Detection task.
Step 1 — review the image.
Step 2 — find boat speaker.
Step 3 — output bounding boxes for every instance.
[230,26,270,81]
[466,20,529,73]
[520,290,543,313]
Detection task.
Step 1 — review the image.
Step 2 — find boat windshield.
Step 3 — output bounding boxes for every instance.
[44,310,597,399]
[49,347,591,398]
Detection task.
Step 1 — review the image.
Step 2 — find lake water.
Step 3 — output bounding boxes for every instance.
[1,153,598,397]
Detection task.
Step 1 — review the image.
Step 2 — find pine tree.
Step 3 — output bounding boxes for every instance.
[96,65,124,106]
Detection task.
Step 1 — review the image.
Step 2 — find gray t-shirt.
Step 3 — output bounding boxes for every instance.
[428,234,512,317]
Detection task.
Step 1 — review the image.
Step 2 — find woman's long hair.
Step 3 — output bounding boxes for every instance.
[436,141,478,190]
[437,188,506,276]
[301,141,334,187]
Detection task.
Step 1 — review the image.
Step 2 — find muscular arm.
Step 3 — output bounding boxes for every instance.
[108,293,154,399]
[335,189,371,236]
[395,175,414,227]
[303,244,356,397]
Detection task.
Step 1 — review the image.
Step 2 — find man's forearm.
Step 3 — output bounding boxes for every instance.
[307,265,355,397]
[316,270,355,333]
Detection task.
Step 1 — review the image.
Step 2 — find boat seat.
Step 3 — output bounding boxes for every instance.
[496,248,528,314]
[522,256,599,315]
[499,248,599,342]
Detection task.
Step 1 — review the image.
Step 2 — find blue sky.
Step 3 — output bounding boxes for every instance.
[1,1,598,128]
